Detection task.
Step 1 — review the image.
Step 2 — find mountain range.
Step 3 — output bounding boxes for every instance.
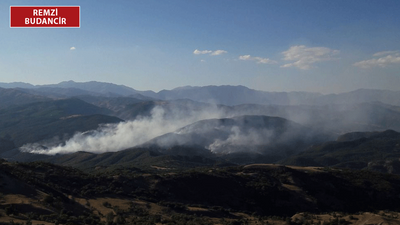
[2,80,400,223]
[0,80,400,174]
[2,80,400,106]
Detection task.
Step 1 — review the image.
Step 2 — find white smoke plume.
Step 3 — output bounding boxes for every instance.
[21,106,224,155]
[19,100,382,156]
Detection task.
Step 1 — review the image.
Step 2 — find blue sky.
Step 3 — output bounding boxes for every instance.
[1,0,400,93]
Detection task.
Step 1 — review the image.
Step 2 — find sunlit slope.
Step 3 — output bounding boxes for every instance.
[2,160,400,223]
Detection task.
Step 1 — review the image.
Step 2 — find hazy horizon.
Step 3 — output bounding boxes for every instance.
[2,79,400,95]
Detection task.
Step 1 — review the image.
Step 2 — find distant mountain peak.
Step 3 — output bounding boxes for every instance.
[59,80,76,84]
[171,85,193,90]
[0,82,35,89]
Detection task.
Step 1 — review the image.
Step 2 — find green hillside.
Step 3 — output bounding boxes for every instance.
[0,87,49,109]
[0,98,121,147]
[282,130,400,174]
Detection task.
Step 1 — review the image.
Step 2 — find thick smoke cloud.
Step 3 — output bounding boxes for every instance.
[21,106,224,155]
[20,99,396,156]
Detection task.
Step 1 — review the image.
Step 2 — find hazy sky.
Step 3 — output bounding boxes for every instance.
[1,0,400,93]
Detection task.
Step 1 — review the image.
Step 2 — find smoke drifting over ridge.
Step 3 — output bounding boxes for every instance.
[21,103,320,156]
[19,98,400,156]
[21,106,225,155]
[143,114,327,156]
